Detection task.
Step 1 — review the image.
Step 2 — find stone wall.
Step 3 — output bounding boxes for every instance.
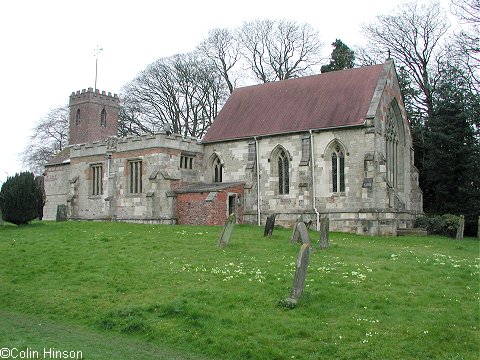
[53,132,204,223]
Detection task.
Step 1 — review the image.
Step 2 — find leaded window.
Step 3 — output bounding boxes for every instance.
[386,107,399,187]
[129,160,143,194]
[180,155,194,169]
[91,164,103,196]
[278,150,289,195]
[213,156,223,183]
[331,144,345,193]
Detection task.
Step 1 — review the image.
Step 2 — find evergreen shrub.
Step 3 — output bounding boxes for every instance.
[0,172,44,225]
[415,214,461,238]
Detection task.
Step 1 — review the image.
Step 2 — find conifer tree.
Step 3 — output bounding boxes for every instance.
[424,66,480,235]
[0,172,44,225]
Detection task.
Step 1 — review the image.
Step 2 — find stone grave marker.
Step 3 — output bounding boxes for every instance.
[319,216,329,249]
[264,213,277,237]
[291,221,311,245]
[56,204,67,222]
[281,243,311,308]
[0,206,4,226]
[456,215,465,240]
[290,216,304,243]
[218,213,236,248]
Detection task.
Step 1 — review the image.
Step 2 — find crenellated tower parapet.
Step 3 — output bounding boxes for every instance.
[69,87,120,145]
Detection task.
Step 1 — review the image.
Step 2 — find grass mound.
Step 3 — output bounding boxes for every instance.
[0,221,478,359]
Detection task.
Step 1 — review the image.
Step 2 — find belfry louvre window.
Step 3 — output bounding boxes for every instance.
[331,144,345,193]
[100,108,107,127]
[129,160,143,194]
[278,150,289,195]
[91,164,103,196]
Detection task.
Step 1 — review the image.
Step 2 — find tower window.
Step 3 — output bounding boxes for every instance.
[100,108,107,127]
[76,109,81,125]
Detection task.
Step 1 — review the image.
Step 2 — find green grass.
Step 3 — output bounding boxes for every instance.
[0,221,478,359]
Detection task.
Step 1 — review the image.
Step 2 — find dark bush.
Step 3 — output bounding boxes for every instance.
[0,172,44,225]
[414,214,462,238]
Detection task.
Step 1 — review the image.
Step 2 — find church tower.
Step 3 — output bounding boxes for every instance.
[68,87,120,145]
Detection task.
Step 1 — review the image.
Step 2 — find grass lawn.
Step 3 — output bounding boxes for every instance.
[0,221,478,359]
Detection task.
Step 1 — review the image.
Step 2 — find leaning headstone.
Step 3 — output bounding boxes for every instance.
[290,216,304,243]
[456,215,465,240]
[218,213,236,248]
[281,243,311,308]
[0,206,4,226]
[264,213,276,237]
[297,222,311,245]
[319,216,329,249]
[56,204,67,222]
[291,221,311,245]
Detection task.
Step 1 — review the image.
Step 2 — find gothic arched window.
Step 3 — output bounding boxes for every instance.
[212,156,223,183]
[386,106,399,187]
[100,108,107,127]
[76,108,81,126]
[277,149,289,195]
[331,144,345,193]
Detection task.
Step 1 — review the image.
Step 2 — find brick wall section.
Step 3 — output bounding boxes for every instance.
[69,88,119,145]
[176,184,244,226]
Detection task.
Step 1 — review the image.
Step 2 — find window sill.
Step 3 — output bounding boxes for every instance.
[330,192,346,197]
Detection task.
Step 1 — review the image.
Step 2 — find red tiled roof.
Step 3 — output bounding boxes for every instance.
[45,147,71,167]
[203,64,385,143]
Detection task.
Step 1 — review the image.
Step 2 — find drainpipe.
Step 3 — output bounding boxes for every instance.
[254,136,261,226]
[310,130,320,231]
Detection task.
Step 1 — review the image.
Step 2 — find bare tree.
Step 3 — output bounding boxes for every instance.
[121,53,228,139]
[451,0,480,23]
[239,19,323,83]
[450,0,480,91]
[197,28,241,94]
[362,1,450,122]
[20,106,69,174]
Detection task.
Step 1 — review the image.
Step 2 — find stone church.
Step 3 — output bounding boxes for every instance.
[43,60,423,235]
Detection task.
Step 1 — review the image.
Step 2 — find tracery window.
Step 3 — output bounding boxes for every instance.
[213,156,223,183]
[386,106,399,187]
[331,144,345,193]
[277,150,289,195]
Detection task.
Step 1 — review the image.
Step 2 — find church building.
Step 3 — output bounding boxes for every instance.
[43,60,423,235]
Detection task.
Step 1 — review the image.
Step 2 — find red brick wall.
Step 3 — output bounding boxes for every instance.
[176,185,244,226]
[69,88,119,145]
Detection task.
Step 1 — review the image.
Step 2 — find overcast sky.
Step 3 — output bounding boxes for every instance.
[0,0,457,184]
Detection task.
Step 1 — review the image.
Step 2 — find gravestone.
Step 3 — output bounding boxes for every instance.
[282,243,311,307]
[218,213,236,248]
[264,213,277,237]
[0,206,4,226]
[56,204,67,222]
[456,215,465,240]
[291,221,311,245]
[319,216,329,249]
[290,216,304,243]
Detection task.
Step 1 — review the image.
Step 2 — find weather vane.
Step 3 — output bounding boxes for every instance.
[94,45,104,91]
